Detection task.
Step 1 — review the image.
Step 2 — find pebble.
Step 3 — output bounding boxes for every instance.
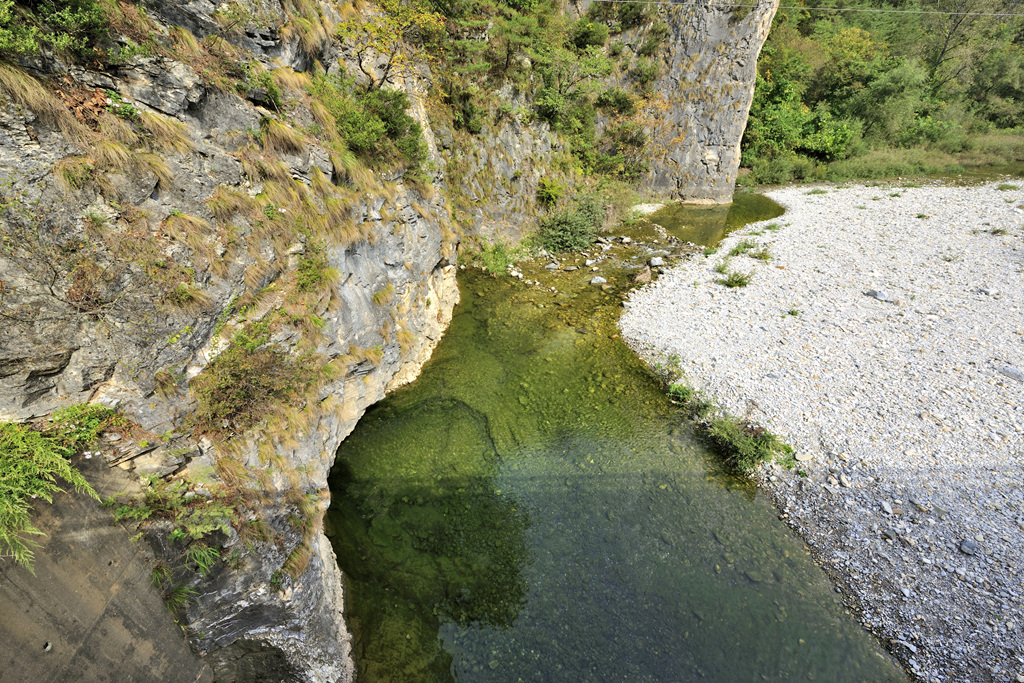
[839,473,851,487]
[590,276,607,285]
[620,181,1024,683]
[960,538,979,556]
[998,366,1024,382]
[650,256,665,267]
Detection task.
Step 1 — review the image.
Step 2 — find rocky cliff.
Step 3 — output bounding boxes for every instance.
[634,0,778,202]
[0,0,773,679]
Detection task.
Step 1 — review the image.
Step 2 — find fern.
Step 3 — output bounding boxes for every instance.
[0,406,113,570]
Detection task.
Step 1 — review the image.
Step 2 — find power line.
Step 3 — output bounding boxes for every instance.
[588,0,1024,17]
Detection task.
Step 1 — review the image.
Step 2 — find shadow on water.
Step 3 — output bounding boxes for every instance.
[327,194,905,682]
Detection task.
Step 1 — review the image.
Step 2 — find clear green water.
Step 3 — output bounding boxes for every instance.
[645,193,784,247]
[326,198,904,682]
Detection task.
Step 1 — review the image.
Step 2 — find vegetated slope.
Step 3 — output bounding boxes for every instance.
[742,0,1024,183]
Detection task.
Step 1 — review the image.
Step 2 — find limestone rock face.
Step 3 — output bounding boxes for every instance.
[641,0,779,202]
[0,7,454,679]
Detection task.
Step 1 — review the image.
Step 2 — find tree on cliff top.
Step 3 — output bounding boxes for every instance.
[335,0,444,89]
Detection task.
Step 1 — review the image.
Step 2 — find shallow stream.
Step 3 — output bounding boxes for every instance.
[325,198,904,682]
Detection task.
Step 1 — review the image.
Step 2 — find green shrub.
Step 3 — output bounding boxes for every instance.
[538,194,605,252]
[0,0,106,58]
[536,177,565,207]
[190,321,318,436]
[296,242,333,293]
[0,405,120,569]
[717,270,752,287]
[106,477,242,583]
[571,20,608,51]
[706,416,791,473]
[665,383,791,474]
[728,239,757,256]
[450,89,485,135]
[595,88,636,116]
[309,75,427,172]
[470,239,528,272]
[618,1,650,29]
[631,59,660,91]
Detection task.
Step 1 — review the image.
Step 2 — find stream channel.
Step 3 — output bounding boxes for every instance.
[325,194,905,682]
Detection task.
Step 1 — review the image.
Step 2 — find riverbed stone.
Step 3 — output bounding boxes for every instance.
[867,289,896,303]
[998,366,1023,381]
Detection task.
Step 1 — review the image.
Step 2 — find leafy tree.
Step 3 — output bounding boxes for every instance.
[335,0,444,89]
[490,11,538,75]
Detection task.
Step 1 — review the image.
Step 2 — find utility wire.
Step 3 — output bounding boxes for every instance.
[588,0,1024,17]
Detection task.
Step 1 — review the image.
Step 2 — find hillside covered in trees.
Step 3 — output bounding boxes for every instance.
[743,0,1024,182]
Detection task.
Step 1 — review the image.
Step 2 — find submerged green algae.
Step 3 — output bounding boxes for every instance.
[327,198,904,682]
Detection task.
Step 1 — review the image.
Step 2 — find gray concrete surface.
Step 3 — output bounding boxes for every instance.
[0,455,213,683]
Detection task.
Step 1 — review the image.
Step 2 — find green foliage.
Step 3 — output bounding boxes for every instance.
[617,1,651,30]
[104,90,139,122]
[106,478,237,540]
[189,321,318,436]
[630,58,660,92]
[309,75,427,173]
[106,477,242,586]
[448,87,485,135]
[469,238,528,273]
[186,543,221,577]
[571,20,607,51]
[163,583,198,611]
[596,120,648,180]
[743,5,1024,182]
[728,239,757,256]
[705,416,791,474]
[537,193,605,252]
[536,177,564,207]
[638,22,669,57]
[0,0,106,58]
[665,383,791,474]
[595,88,636,116]
[296,242,333,293]
[0,405,118,569]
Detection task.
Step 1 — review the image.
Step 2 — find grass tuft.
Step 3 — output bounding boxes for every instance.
[717,270,752,288]
[261,117,306,156]
[0,64,90,144]
[140,111,195,155]
[728,239,757,257]
[666,383,792,474]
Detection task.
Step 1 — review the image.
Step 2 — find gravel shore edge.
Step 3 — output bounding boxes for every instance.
[620,181,1024,683]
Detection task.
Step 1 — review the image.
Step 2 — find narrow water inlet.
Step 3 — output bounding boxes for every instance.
[325,198,904,682]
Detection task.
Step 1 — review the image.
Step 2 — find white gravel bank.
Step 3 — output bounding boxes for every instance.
[621,181,1024,683]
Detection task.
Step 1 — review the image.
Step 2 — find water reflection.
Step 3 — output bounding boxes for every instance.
[647,193,784,246]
